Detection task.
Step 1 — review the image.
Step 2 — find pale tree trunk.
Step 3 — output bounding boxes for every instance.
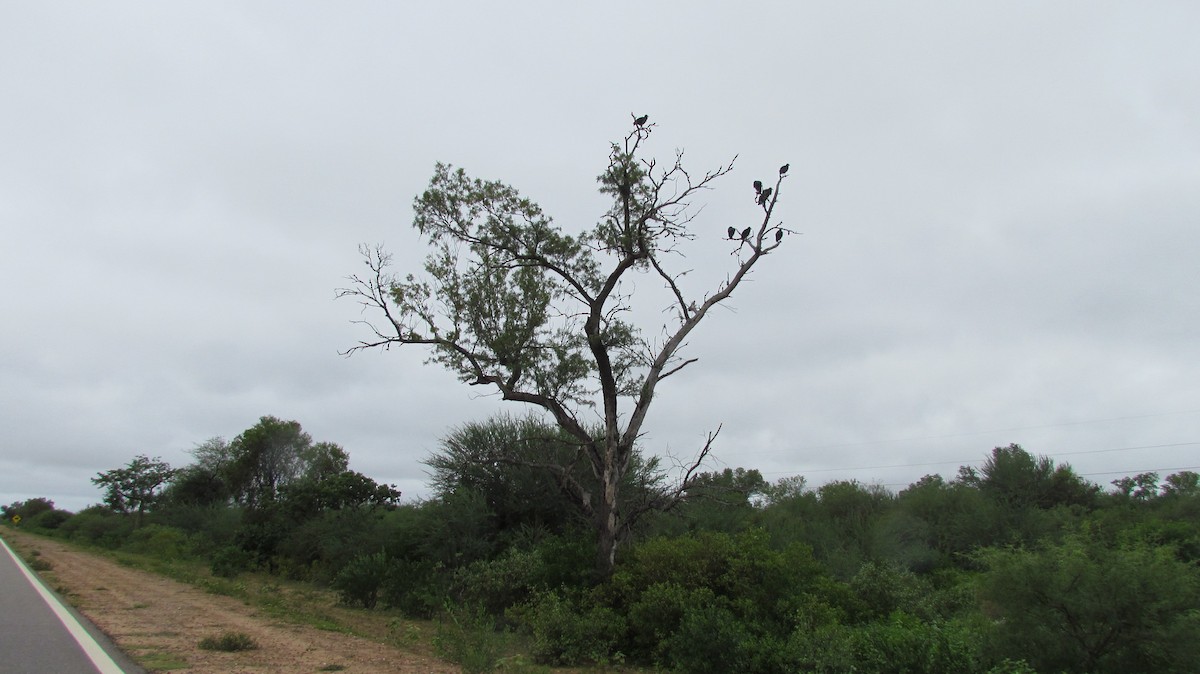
[593,463,622,580]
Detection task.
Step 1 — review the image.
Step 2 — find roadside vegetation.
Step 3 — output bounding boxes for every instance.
[4,415,1199,673]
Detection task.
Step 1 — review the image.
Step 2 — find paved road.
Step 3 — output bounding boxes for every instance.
[0,533,140,673]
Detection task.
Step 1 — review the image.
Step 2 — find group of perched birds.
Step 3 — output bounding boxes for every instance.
[629,115,785,246]
[729,164,789,243]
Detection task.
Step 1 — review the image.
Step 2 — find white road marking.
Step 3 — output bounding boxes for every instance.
[0,535,126,674]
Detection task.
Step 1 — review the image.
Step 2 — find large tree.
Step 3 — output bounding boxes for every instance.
[225,416,350,509]
[92,455,179,527]
[339,116,792,577]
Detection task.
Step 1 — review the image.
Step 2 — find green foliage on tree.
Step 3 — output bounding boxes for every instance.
[960,443,1097,511]
[1162,470,1200,497]
[224,416,313,508]
[3,497,56,520]
[340,117,793,578]
[425,414,593,537]
[91,455,179,527]
[651,467,769,536]
[976,530,1200,673]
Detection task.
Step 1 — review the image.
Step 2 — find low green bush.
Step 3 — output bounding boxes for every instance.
[661,603,754,674]
[122,524,190,560]
[432,604,507,674]
[210,545,254,578]
[58,506,133,548]
[28,509,73,531]
[332,551,388,609]
[625,582,716,663]
[198,631,258,652]
[519,589,624,666]
[380,557,448,618]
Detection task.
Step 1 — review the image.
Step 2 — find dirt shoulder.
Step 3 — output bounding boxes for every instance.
[2,529,459,674]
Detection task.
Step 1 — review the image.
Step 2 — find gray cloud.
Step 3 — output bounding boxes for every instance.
[3,2,1198,512]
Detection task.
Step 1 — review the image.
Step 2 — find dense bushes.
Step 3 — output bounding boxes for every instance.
[976,532,1200,673]
[7,442,1200,673]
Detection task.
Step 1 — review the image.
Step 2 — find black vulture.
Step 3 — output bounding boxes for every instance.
[753,180,763,194]
[634,114,649,127]
[741,227,752,240]
[727,226,737,239]
[779,164,789,175]
[775,229,783,242]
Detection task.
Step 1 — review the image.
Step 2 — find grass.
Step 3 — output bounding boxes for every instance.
[129,648,189,670]
[198,630,258,652]
[25,549,54,571]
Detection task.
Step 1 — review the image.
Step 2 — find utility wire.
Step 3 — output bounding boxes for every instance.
[759,441,1200,478]
[770,409,1200,454]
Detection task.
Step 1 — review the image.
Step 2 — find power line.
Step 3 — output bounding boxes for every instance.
[776,409,1200,454]
[1079,466,1200,478]
[759,441,1200,478]
[877,465,1200,489]
[1056,441,1199,457]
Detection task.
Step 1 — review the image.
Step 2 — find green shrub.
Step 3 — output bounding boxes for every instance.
[848,560,933,621]
[198,631,258,652]
[519,589,625,666]
[380,557,449,618]
[625,582,716,662]
[154,504,241,555]
[122,524,190,560]
[58,506,133,548]
[432,604,507,674]
[210,546,254,579]
[453,546,541,615]
[986,660,1039,674]
[661,603,753,674]
[29,509,73,531]
[976,533,1200,673]
[332,551,389,609]
[784,611,981,674]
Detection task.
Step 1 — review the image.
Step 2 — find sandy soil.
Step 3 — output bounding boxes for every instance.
[3,529,460,674]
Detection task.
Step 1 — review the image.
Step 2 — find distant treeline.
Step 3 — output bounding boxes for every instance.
[5,414,1199,674]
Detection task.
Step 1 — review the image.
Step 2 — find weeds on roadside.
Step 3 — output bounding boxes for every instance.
[433,604,507,674]
[24,549,53,571]
[198,631,258,652]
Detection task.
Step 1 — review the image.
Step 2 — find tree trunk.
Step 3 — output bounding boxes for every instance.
[593,466,621,580]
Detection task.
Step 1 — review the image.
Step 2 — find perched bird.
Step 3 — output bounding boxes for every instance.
[727,226,737,239]
[634,114,649,127]
[775,229,783,242]
[757,187,773,206]
[753,180,763,194]
[779,164,789,175]
[741,227,752,240]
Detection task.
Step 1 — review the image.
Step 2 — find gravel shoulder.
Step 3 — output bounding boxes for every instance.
[2,528,460,674]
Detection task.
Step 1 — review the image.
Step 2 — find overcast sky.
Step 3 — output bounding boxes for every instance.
[3,2,1198,512]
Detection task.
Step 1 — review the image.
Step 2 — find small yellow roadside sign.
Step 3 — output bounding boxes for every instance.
[10,515,19,525]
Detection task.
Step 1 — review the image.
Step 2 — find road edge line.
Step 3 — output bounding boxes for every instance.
[0,534,127,674]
